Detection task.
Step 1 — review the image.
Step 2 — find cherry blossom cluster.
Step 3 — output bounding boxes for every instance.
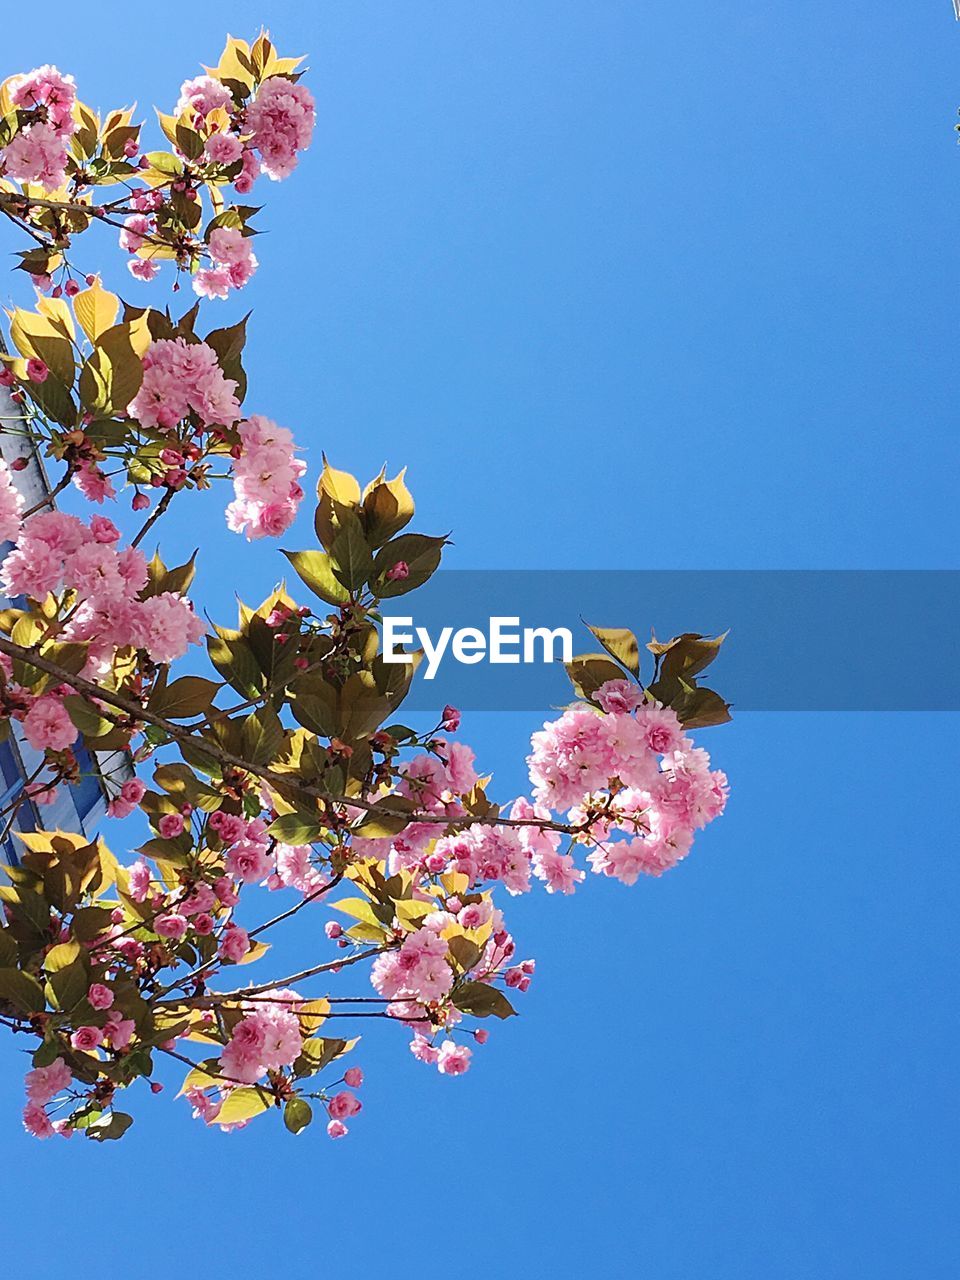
[126,337,241,431]
[226,414,306,539]
[0,65,77,192]
[0,510,204,675]
[193,227,259,300]
[526,679,728,883]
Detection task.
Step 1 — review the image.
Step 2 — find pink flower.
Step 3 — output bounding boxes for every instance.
[127,858,152,902]
[158,812,185,839]
[343,1067,363,1088]
[409,1035,439,1064]
[326,1119,348,1139]
[70,1026,104,1052]
[127,337,240,430]
[218,925,250,964]
[22,696,75,752]
[108,776,146,819]
[274,843,326,896]
[175,75,232,118]
[204,132,243,166]
[131,592,206,664]
[192,267,232,300]
[10,66,77,134]
[89,515,120,543]
[3,122,70,191]
[155,913,188,940]
[25,1058,72,1105]
[128,258,160,282]
[234,147,260,193]
[245,76,315,180]
[73,461,115,503]
[371,927,454,1005]
[226,415,304,540]
[104,1011,136,1050]
[386,561,409,581]
[457,901,491,929]
[441,704,461,732]
[225,836,274,883]
[634,700,687,756]
[87,983,114,1011]
[328,1090,362,1120]
[437,1040,472,1076]
[23,1102,55,1138]
[25,357,48,383]
[596,678,644,715]
[119,213,151,253]
[214,876,239,907]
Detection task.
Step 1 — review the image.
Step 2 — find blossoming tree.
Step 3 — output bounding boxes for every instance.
[0,34,731,1142]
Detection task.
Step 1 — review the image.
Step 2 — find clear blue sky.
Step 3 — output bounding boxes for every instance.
[3,3,959,1277]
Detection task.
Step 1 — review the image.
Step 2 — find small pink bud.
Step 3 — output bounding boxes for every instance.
[131,492,150,511]
[386,561,410,582]
[64,279,80,297]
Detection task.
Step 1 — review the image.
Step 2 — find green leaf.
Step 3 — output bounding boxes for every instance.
[207,628,263,700]
[78,322,144,415]
[649,631,728,681]
[293,1035,349,1077]
[281,550,350,606]
[0,930,17,967]
[447,935,483,973]
[452,981,517,1019]
[71,906,114,943]
[670,685,733,728]
[214,1087,271,1127]
[0,882,51,934]
[25,373,76,428]
[204,314,249,403]
[361,469,415,547]
[137,836,192,869]
[175,123,204,160]
[0,967,46,1014]
[63,694,114,739]
[86,1111,134,1141]
[372,533,447,597]
[283,1097,313,1135]
[46,959,89,1013]
[150,676,220,719]
[144,150,183,177]
[42,941,82,972]
[267,812,323,845]
[330,515,375,593]
[351,796,417,839]
[586,625,640,677]
[241,705,285,766]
